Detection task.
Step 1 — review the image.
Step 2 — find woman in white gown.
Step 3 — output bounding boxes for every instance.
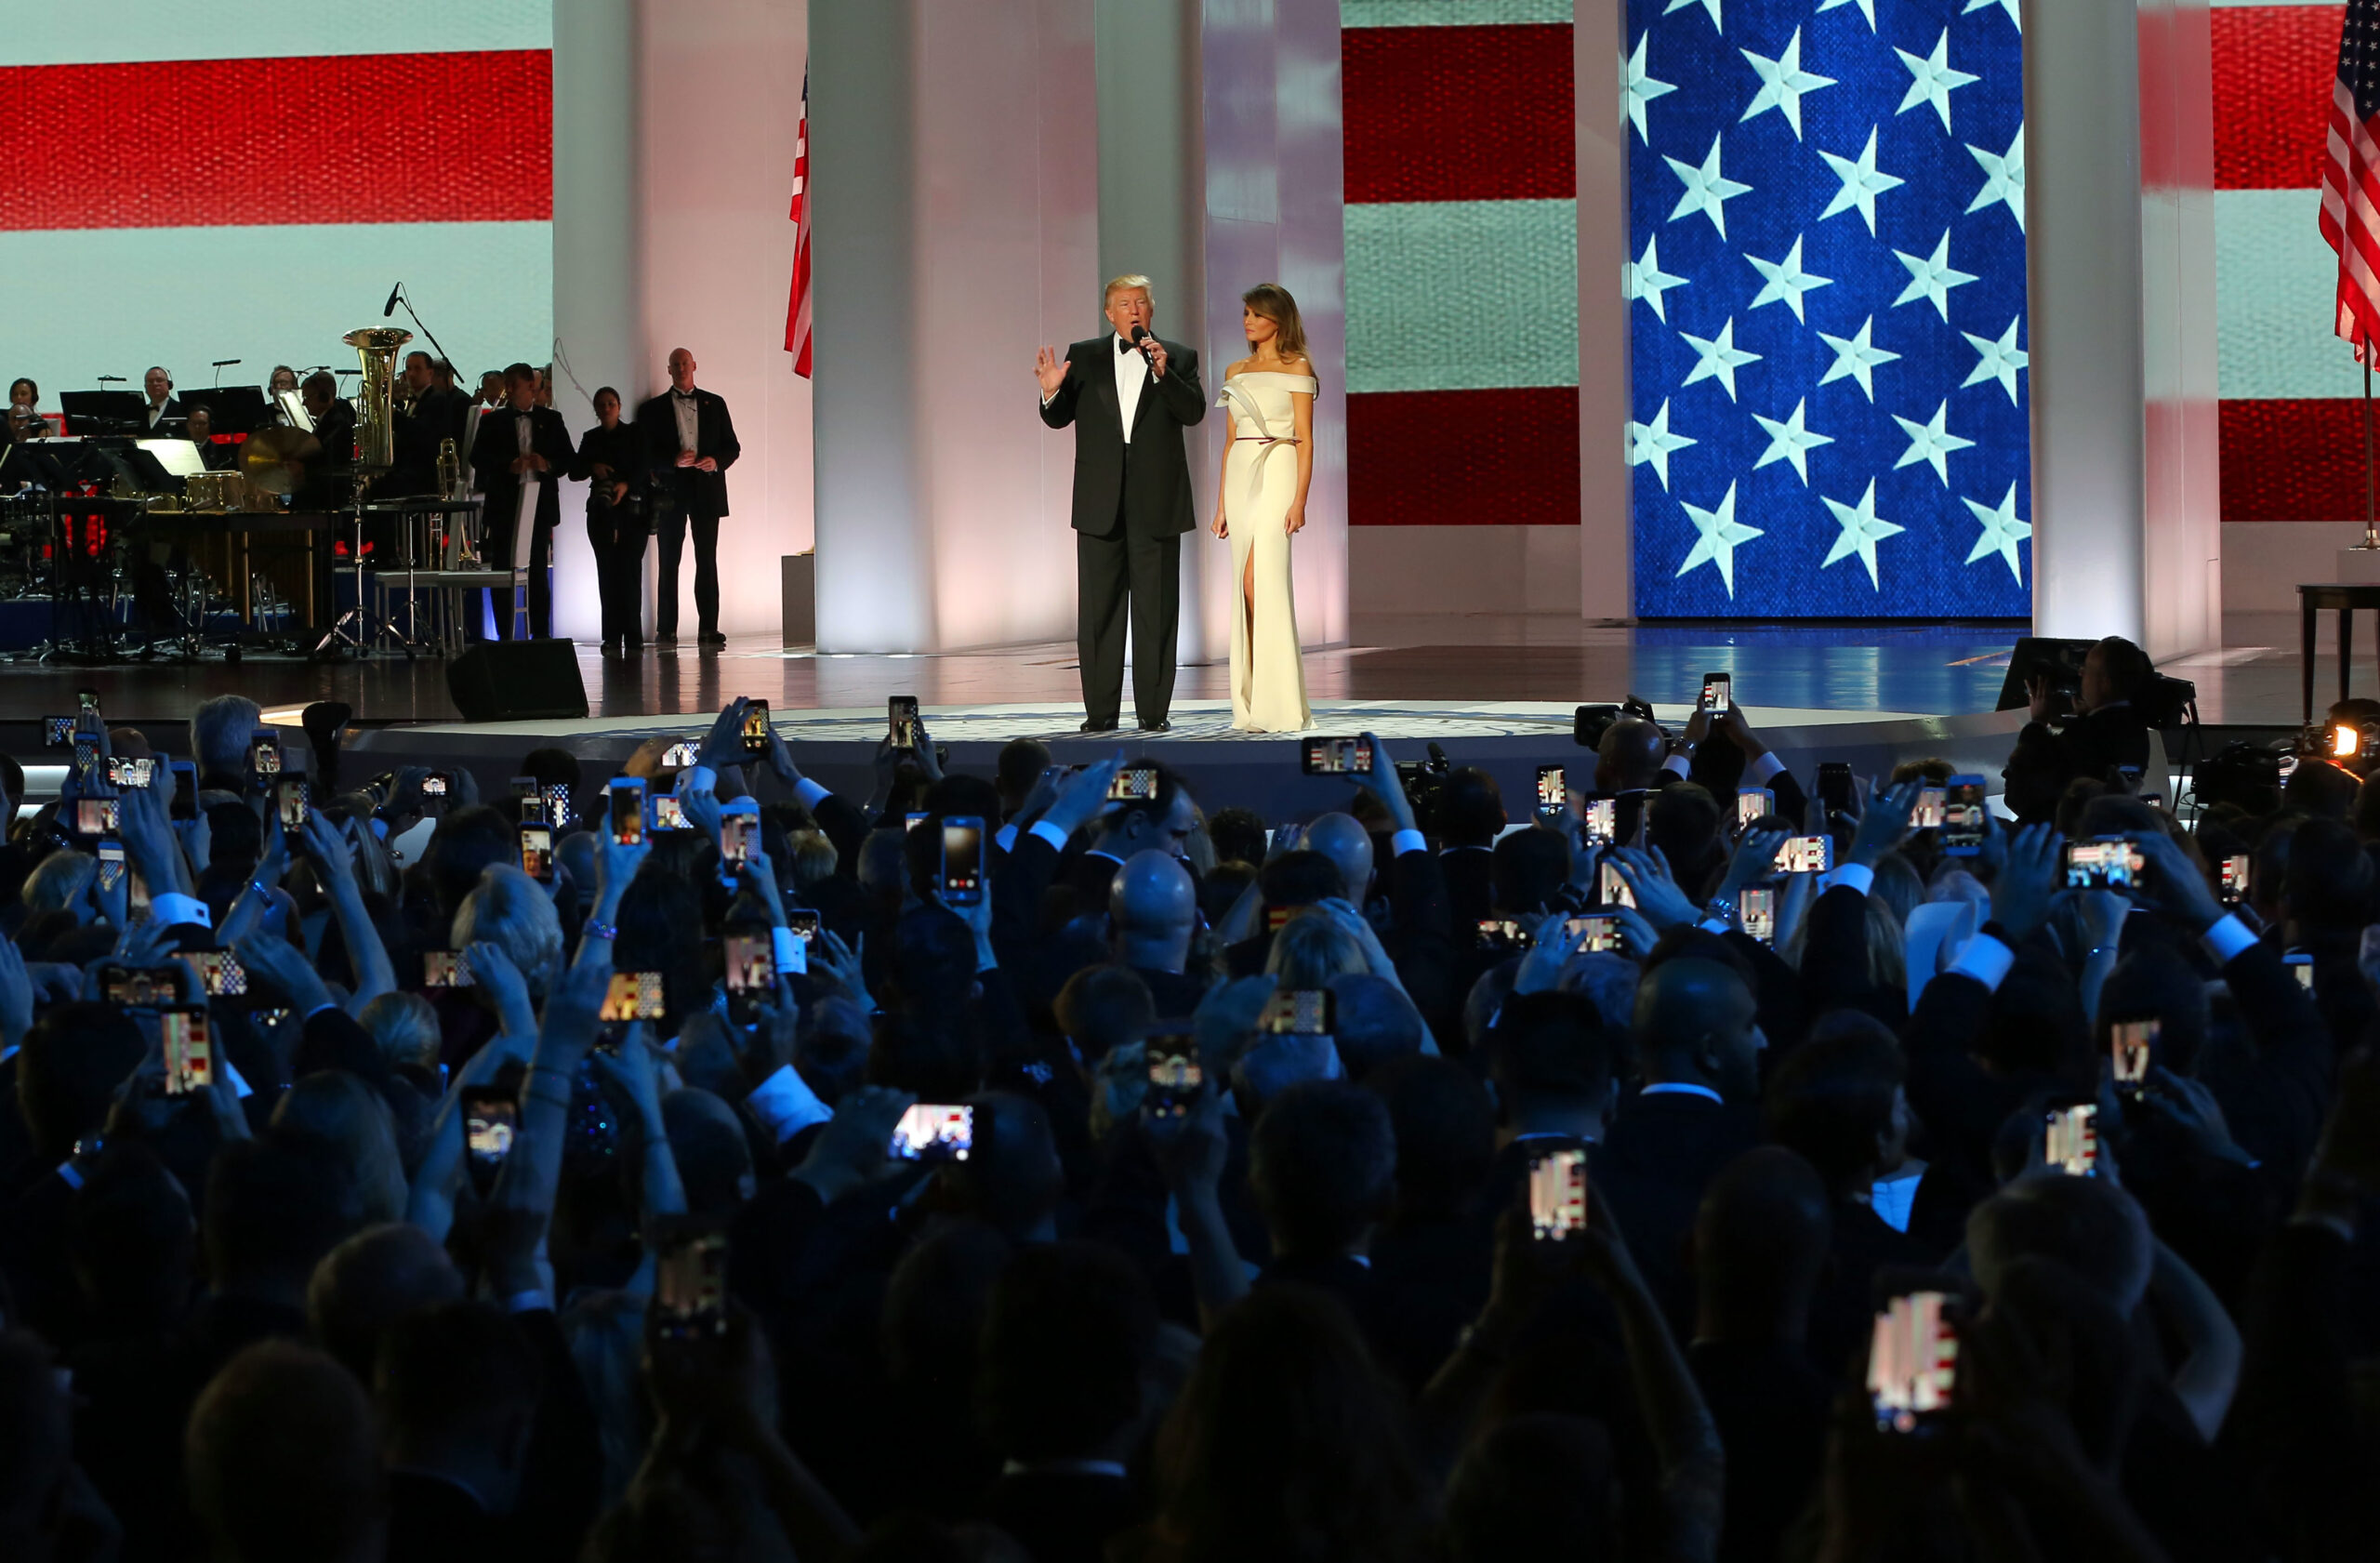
[1211,284,1317,733]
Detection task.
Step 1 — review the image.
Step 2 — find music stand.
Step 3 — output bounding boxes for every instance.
[57,391,146,436]
[179,386,271,432]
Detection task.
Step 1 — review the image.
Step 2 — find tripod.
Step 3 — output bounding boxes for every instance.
[312,485,410,659]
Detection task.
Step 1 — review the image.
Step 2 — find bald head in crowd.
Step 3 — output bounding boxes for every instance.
[1595,717,1668,794]
[1631,957,1765,1103]
[1112,849,1197,974]
[1304,813,1374,907]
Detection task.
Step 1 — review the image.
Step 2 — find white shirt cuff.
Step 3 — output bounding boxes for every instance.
[1029,819,1071,854]
[148,893,209,929]
[771,925,807,975]
[1744,750,1786,786]
[996,824,1019,854]
[1946,932,2016,992]
[793,777,830,810]
[1696,917,1733,935]
[1390,828,1427,858]
[1824,862,1876,898]
[746,1063,835,1144]
[2202,912,2258,966]
[502,1289,550,1315]
[1662,753,1692,778]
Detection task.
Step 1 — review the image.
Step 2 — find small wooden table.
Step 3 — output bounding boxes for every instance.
[2298,583,2380,722]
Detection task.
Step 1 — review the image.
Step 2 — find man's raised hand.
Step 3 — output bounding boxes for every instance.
[1035,346,1068,398]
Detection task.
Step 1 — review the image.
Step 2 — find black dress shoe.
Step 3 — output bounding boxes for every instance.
[1138,719,1172,734]
[1080,718,1118,734]
[697,629,727,647]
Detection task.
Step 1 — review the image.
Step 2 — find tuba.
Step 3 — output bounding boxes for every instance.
[342,325,412,481]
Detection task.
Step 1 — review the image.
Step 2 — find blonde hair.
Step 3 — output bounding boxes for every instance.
[1266,912,1365,990]
[1241,282,1308,359]
[359,991,441,1076]
[271,1071,408,1225]
[25,849,95,916]
[1104,273,1154,306]
[787,828,839,892]
[451,865,564,997]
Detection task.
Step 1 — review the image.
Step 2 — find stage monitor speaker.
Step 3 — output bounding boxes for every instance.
[445,639,588,723]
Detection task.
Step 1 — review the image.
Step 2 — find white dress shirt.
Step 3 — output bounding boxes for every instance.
[1112,334,1146,444]
[672,390,700,454]
[514,410,534,455]
[145,400,170,430]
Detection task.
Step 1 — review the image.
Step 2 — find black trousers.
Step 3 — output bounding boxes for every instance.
[1077,522,1180,727]
[653,495,721,637]
[587,503,646,644]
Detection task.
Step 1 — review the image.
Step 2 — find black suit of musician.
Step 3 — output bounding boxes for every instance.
[1036,275,1206,733]
[469,364,573,640]
[635,348,739,647]
[573,388,647,652]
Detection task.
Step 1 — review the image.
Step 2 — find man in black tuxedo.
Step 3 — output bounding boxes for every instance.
[636,347,740,648]
[139,364,180,432]
[1036,274,1206,733]
[468,363,572,641]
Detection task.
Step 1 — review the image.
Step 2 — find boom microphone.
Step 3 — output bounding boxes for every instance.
[383,283,403,318]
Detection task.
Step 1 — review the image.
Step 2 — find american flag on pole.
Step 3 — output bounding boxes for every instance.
[2323,3,2380,363]
[784,66,813,378]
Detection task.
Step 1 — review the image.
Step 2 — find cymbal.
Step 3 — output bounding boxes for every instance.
[241,426,322,495]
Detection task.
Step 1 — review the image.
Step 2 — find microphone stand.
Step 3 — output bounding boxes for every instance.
[390,287,460,378]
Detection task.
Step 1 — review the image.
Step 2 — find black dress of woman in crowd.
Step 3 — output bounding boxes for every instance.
[573,386,648,653]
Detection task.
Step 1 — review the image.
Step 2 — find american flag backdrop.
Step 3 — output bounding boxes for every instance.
[2325,0,2380,359]
[0,3,553,409]
[1626,0,2030,618]
[786,67,813,378]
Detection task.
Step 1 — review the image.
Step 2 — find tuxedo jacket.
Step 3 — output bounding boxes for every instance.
[636,387,740,517]
[1038,335,1206,536]
[469,405,575,539]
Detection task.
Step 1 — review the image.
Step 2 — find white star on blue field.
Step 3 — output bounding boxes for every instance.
[1629,0,2030,617]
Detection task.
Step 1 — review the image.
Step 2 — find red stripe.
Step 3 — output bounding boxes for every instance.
[0,52,550,231]
[1343,25,1574,204]
[1349,387,1578,524]
[2219,398,2376,520]
[2214,5,2342,189]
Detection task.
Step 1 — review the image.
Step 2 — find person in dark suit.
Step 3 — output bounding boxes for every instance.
[184,406,238,471]
[468,363,572,641]
[1035,274,1207,733]
[139,364,180,432]
[2003,634,2155,823]
[294,371,357,512]
[1594,953,1767,1329]
[636,347,740,648]
[388,351,466,498]
[572,385,647,654]
[1435,768,1506,929]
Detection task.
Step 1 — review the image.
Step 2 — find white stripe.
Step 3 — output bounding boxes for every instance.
[2221,187,2373,397]
[1342,0,1573,22]
[2,3,549,67]
[0,222,551,406]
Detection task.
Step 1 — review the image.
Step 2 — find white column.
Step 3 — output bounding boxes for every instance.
[813,0,1098,654]
[638,0,813,639]
[2026,0,2219,658]
[1577,0,1632,622]
[550,0,641,643]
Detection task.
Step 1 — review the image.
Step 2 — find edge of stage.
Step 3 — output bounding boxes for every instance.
[341,695,2034,820]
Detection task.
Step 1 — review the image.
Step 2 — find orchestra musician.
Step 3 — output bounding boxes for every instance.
[0,405,62,489]
[469,362,571,641]
[141,366,179,432]
[294,371,356,512]
[183,407,237,472]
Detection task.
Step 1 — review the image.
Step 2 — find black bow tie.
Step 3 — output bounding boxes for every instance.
[1118,338,1138,356]
[674,391,696,401]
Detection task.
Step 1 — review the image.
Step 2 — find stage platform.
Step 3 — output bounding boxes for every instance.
[0,611,2340,817]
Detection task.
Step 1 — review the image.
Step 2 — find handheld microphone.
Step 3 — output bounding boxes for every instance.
[384,283,403,318]
[1129,325,1157,359]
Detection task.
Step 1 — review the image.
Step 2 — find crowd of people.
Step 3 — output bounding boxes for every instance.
[0,640,2375,1563]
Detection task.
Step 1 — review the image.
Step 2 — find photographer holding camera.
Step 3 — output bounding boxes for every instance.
[2003,635,2155,825]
